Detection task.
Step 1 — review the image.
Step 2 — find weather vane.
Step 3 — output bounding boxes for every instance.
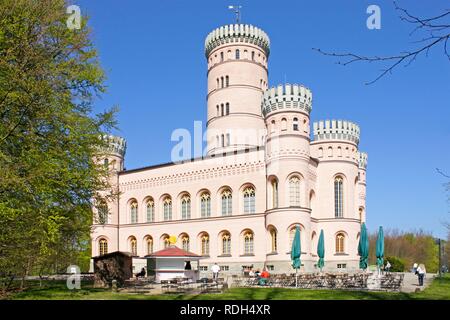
[228,5,242,23]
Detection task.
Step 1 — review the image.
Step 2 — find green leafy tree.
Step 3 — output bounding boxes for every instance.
[0,0,117,294]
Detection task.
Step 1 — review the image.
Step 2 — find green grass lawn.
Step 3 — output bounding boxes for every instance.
[6,274,450,300]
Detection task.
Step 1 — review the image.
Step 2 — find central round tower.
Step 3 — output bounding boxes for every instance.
[205,24,270,154]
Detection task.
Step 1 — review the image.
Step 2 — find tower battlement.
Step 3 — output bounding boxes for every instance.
[312,120,360,145]
[358,151,368,169]
[101,134,127,157]
[261,84,312,117]
[205,24,270,57]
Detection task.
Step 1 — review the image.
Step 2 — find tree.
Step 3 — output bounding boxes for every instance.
[314,2,450,84]
[0,0,116,294]
[368,229,439,272]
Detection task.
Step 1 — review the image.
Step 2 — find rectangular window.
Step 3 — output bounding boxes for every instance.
[220,265,229,271]
[199,266,208,271]
[337,264,347,269]
[266,265,274,271]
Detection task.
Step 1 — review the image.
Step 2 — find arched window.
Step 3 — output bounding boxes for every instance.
[235,49,240,59]
[281,118,287,131]
[216,78,219,89]
[243,231,254,255]
[289,225,301,250]
[328,146,333,157]
[225,76,229,87]
[271,120,275,133]
[99,238,108,256]
[221,103,224,116]
[146,199,154,222]
[161,235,170,249]
[226,103,230,115]
[221,189,232,216]
[163,197,172,221]
[334,177,344,218]
[221,134,225,147]
[97,201,108,224]
[216,105,219,116]
[181,195,191,220]
[271,179,278,208]
[293,118,299,131]
[181,234,190,252]
[336,233,345,253]
[220,51,224,62]
[130,237,137,256]
[222,232,231,255]
[318,147,323,158]
[289,176,301,206]
[146,236,153,255]
[269,227,277,253]
[226,133,231,146]
[221,76,224,88]
[200,192,211,218]
[251,51,255,61]
[338,146,342,157]
[243,187,255,213]
[130,201,138,223]
[200,233,209,256]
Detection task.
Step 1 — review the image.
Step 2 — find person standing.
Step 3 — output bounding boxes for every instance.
[211,262,220,281]
[385,260,391,273]
[416,264,426,286]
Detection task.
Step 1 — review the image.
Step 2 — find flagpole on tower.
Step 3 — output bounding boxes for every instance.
[228,5,242,23]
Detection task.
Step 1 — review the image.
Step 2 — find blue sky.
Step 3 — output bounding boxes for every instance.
[77,0,450,238]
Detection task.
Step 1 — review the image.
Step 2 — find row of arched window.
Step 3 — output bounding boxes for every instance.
[216,76,230,89]
[127,186,255,224]
[209,49,266,66]
[97,229,349,257]
[268,175,344,219]
[269,117,308,133]
[216,103,230,117]
[317,146,356,158]
[97,175,350,225]
[216,134,231,148]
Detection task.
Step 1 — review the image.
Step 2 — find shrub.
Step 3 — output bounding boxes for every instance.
[385,256,406,272]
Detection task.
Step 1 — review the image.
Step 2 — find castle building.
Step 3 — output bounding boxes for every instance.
[91,24,368,274]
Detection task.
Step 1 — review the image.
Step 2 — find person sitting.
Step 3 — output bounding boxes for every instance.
[248,268,255,277]
[254,269,261,278]
[259,269,270,286]
[135,267,146,278]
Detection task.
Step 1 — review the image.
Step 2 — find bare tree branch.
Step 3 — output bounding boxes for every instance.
[437,168,450,179]
[314,1,450,84]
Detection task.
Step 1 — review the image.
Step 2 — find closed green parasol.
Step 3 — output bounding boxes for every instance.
[376,226,384,273]
[291,226,301,287]
[358,223,369,270]
[317,229,325,271]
